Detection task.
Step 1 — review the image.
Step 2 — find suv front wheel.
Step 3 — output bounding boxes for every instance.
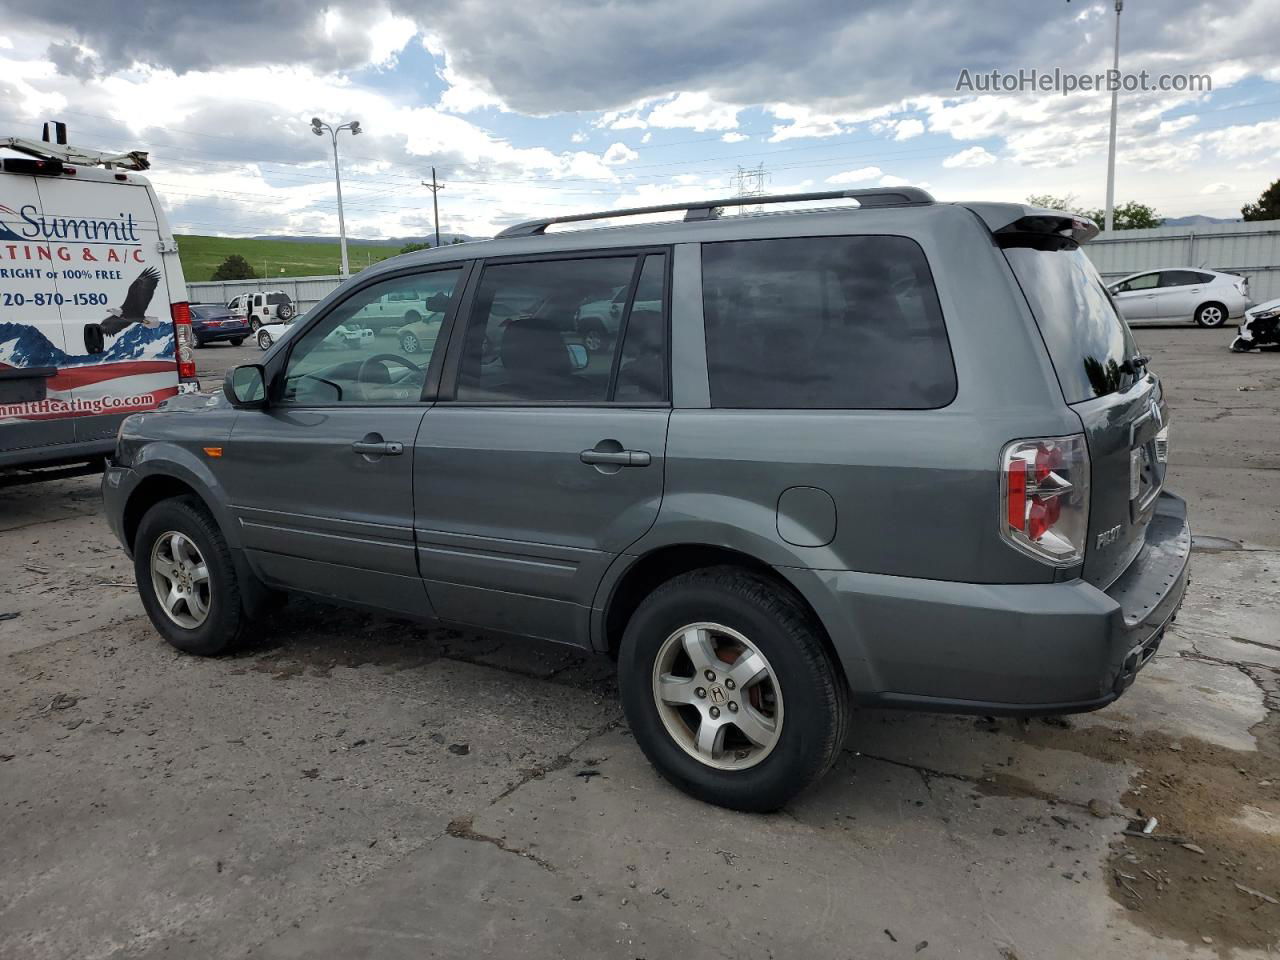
[134,497,247,656]
[618,567,848,811]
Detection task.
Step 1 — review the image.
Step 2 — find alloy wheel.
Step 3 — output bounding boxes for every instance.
[651,622,784,770]
[150,531,211,629]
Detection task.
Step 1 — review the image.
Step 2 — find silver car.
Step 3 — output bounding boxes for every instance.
[1107,268,1251,327]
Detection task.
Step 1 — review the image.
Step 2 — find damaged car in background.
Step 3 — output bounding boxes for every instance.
[1231,297,1280,352]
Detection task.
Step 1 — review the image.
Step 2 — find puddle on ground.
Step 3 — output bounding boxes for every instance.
[1016,705,1280,952]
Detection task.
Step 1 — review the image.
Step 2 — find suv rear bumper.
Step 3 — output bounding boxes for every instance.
[799,492,1191,715]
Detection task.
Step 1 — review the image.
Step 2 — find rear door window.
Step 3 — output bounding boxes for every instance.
[700,235,955,409]
[1159,270,1200,287]
[456,255,663,403]
[1004,247,1138,403]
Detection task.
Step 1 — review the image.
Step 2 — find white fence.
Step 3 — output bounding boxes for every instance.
[1084,219,1280,303]
[186,275,345,315]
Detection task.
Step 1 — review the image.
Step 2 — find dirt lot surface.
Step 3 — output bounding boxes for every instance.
[2,323,1277,959]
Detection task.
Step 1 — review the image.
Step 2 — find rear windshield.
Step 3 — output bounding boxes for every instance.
[701,235,956,409]
[266,293,292,305]
[1004,246,1138,404]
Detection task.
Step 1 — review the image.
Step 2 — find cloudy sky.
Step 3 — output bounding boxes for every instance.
[2,0,1277,241]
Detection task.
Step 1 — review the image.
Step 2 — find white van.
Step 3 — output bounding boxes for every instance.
[0,129,197,477]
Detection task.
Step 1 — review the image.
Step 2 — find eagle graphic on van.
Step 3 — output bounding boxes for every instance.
[0,204,26,242]
[83,266,161,354]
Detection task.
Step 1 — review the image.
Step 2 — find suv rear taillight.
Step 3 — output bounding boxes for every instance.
[172,302,197,379]
[1000,435,1090,566]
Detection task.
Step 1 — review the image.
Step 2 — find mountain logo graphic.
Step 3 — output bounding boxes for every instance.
[0,204,26,242]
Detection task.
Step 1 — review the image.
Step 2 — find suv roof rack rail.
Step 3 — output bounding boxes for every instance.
[495,186,934,239]
[0,136,151,171]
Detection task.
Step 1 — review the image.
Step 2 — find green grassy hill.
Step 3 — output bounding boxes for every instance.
[176,235,401,282]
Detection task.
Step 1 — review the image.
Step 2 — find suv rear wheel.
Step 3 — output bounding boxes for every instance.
[134,497,247,656]
[618,567,848,811]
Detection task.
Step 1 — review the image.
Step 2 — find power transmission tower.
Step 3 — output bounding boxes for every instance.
[421,167,445,247]
[730,163,769,215]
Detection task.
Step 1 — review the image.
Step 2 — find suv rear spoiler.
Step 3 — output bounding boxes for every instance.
[965,202,1100,246]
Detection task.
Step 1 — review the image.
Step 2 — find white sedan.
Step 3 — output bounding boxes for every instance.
[1107,268,1251,327]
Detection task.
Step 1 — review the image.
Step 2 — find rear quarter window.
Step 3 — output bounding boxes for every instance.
[700,235,956,409]
[1004,246,1137,403]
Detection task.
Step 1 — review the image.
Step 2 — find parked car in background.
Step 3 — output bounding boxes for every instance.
[1,127,197,478]
[190,304,248,347]
[1107,268,1250,327]
[255,316,299,351]
[1230,297,1280,352]
[228,291,296,331]
[103,189,1189,812]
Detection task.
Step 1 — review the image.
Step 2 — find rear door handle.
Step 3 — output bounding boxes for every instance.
[352,439,404,456]
[580,449,651,467]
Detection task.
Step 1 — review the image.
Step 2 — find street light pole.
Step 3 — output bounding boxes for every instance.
[1103,0,1123,233]
[311,117,362,276]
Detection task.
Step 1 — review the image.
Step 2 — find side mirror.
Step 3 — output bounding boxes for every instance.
[426,292,451,312]
[566,343,589,371]
[224,364,267,409]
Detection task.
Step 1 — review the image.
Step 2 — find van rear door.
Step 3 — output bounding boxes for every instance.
[1003,242,1163,588]
[40,173,181,447]
[0,169,77,455]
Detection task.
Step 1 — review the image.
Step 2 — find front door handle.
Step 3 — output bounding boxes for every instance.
[352,438,404,457]
[580,448,651,467]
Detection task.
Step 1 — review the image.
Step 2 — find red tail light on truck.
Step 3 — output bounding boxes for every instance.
[172,301,197,380]
[1000,435,1091,566]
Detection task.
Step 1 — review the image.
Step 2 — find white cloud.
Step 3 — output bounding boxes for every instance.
[1201,181,1233,194]
[599,108,649,130]
[432,43,506,113]
[879,175,914,187]
[0,35,13,49]
[892,117,924,140]
[641,131,651,143]
[570,131,587,143]
[942,146,997,168]
[602,141,638,165]
[645,92,740,132]
[721,131,747,143]
[825,165,882,184]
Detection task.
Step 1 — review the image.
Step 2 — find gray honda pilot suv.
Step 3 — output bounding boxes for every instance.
[103,188,1190,811]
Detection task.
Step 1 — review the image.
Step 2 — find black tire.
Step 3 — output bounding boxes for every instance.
[617,566,849,812]
[194,338,206,349]
[1194,302,1228,328]
[250,317,261,332]
[229,337,245,346]
[277,304,295,321]
[580,319,608,354]
[402,310,421,325]
[1230,337,1253,353]
[257,329,273,350]
[133,497,247,656]
[399,332,420,354]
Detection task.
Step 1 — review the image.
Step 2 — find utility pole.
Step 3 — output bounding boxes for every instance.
[1103,0,1123,233]
[421,167,445,247]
